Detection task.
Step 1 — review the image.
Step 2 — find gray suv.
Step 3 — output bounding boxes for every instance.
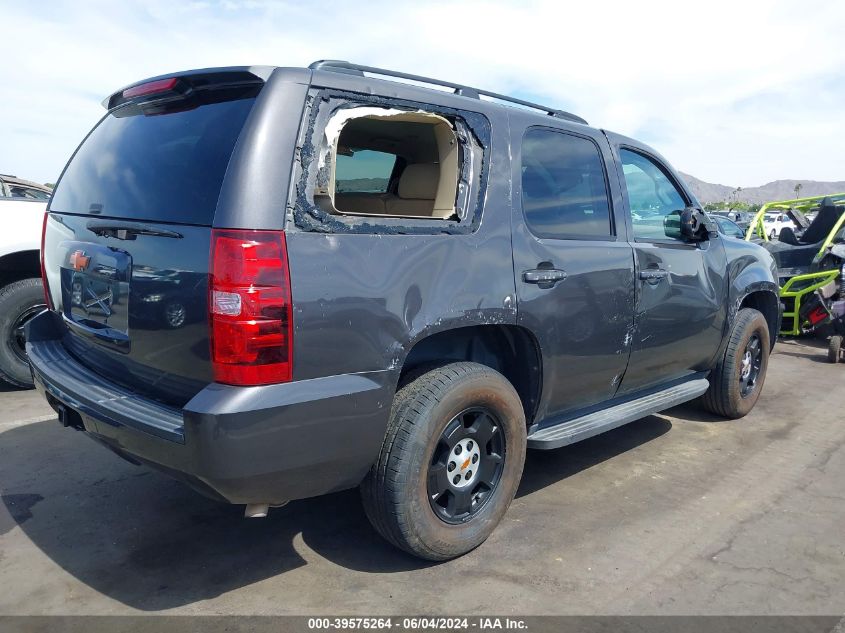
[28,61,780,560]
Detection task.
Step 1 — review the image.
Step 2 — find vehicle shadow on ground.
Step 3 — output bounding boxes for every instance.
[774,337,834,364]
[0,382,29,393]
[1,415,670,610]
[517,416,672,497]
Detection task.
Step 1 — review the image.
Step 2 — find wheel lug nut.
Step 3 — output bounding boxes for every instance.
[465,471,472,480]
[447,462,456,472]
[452,475,460,485]
[467,441,473,450]
[454,446,461,455]
[472,454,478,464]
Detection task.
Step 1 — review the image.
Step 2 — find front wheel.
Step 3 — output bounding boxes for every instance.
[699,308,770,419]
[0,278,46,388]
[361,362,527,561]
[769,229,777,240]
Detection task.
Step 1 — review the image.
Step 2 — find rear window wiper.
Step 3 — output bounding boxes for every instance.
[86,220,183,240]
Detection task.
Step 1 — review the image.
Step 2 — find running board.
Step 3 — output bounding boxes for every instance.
[527,378,710,450]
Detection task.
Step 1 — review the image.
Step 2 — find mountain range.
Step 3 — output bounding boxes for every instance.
[679,173,845,206]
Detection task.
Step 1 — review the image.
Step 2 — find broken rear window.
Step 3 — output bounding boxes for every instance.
[292,91,489,235]
[316,108,460,220]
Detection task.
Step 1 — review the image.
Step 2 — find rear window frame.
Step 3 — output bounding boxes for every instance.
[288,89,491,236]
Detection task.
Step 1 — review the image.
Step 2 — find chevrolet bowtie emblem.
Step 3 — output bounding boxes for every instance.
[69,250,90,272]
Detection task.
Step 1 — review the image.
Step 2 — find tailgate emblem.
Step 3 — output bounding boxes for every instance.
[69,250,90,271]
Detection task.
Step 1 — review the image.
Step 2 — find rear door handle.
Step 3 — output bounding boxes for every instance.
[523,269,568,285]
[639,269,668,282]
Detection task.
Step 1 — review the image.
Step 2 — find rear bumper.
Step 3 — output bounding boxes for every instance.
[26,310,393,504]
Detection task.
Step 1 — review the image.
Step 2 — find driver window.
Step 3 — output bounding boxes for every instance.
[620,149,687,241]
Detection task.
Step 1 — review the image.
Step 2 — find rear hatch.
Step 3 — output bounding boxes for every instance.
[43,71,263,407]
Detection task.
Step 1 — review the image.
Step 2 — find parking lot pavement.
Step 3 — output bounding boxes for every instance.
[0,339,843,616]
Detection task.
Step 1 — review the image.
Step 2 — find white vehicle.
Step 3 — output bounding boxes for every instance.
[0,176,52,387]
[762,211,794,240]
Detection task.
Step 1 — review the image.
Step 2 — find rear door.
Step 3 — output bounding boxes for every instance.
[608,139,728,393]
[510,121,635,421]
[43,73,262,407]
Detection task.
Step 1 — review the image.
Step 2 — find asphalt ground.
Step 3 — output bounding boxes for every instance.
[0,337,843,615]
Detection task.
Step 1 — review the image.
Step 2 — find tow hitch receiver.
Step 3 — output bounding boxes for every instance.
[55,402,83,430]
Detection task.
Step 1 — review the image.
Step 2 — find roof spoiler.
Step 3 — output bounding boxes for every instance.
[102,66,274,111]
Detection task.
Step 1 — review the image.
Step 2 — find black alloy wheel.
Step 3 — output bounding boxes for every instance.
[10,304,44,364]
[738,334,763,398]
[427,407,505,524]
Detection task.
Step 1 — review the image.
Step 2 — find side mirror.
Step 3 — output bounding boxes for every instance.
[664,207,711,241]
[663,210,684,240]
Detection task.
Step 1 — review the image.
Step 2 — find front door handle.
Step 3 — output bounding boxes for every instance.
[639,269,668,282]
[523,268,568,285]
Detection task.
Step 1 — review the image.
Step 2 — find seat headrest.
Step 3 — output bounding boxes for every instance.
[819,197,835,211]
[398,164,439,200]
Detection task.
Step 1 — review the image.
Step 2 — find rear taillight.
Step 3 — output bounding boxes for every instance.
[210,229,293,386]
[40,212,53,309]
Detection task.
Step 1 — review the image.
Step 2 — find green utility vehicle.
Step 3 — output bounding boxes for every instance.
[746,194,845,345]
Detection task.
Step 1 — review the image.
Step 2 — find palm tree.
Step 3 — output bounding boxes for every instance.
[731,187,742,208]
[794,183,802,199]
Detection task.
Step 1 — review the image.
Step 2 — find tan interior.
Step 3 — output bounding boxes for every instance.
[328,111,459,219]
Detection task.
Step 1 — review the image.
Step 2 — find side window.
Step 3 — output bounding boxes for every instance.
[335,149,397,195]
[324,110,460,219]
[7,185,49,200]
[715,216,744,238]
[521,128,613,239]
[619,149,687,241]
[9,186,34,199]
[28,188,51,200]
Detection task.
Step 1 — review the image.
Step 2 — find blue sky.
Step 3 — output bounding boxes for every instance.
[2,0,844,187]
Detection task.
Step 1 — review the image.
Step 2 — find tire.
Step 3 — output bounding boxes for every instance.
[0,278,46,389]
[769,229,777,240]
[361,362,527,561]
[700,308,770,419]
[829,336,842,364]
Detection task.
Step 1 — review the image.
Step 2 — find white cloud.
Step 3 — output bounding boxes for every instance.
[1,0,844,186]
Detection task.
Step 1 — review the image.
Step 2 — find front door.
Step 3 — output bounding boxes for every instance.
[611,143,728,393]
[511,123,635,422]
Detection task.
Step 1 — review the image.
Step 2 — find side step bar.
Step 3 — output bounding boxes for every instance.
[527,378,710,450]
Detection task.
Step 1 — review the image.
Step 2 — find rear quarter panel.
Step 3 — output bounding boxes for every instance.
[281,93,515,491]
[287,102,516,382]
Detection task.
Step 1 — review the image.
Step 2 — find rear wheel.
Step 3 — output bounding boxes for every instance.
[829,336,842,363]
[0,278,45,389]
[769,229,777,240]
[361,362,527,561]
[700,308,770,419]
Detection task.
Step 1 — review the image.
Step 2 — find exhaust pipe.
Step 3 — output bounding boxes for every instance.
[244,501,289,518]
[244,503,269,518]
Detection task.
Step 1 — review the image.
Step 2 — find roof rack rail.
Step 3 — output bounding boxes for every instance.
[308,60,588,125]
